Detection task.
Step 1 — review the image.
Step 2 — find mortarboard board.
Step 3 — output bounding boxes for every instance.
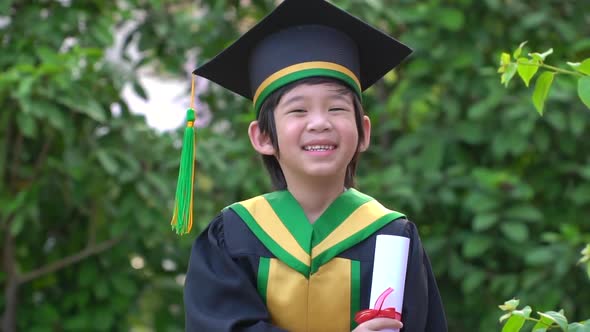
[171,0,412,234]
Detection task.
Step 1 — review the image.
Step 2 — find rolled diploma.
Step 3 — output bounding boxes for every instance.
[369,235,410,332]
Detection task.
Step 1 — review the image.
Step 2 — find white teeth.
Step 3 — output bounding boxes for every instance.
[303,145,335,151]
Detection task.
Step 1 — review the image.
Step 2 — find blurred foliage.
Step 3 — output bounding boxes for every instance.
[1,0,590,331]
[497,42,590,114]
[498,297,590,332]
[496,246,590,332]
[497,44,590,331]
[0,1,187,331]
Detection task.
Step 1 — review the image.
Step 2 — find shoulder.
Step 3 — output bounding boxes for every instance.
[203,206,272,257]
[352,189,406,217]
[375,216,417,238]
[224,192,271,210]
[353,189,419,237]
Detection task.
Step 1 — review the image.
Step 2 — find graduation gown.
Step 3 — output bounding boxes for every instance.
[184,189,447,332]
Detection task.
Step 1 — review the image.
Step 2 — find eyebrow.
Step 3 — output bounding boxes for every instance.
[327,93,353,104]
[280,95,306,108]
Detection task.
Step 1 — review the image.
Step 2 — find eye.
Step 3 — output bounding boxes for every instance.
[288,109,307,114]
[329,107,350,112]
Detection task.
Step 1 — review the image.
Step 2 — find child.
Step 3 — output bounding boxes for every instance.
[181,0,447,331]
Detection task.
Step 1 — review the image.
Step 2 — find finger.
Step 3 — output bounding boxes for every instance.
[365,317,403,330]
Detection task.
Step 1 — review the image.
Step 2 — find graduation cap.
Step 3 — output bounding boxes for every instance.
[171,0,412,235]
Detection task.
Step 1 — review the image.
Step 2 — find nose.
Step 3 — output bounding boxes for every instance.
[306,110,332,132]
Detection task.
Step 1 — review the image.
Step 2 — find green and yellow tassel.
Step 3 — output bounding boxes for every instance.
[171,75,197,235]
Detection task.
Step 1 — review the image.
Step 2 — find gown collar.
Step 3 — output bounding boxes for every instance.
[229,188,405,276]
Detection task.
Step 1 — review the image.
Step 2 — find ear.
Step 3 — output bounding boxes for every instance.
[358,115,371,152]
[248,120,276,155]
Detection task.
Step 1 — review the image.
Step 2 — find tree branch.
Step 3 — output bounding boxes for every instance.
[516,59,584,76]
[9,133,22,187]
[87,203,97,246]
[2,220,18,332]
[0,111,12,191]
[33,137,52,176]
[18,236,124,285]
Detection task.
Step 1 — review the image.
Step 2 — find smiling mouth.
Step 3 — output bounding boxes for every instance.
[302,145,337,151]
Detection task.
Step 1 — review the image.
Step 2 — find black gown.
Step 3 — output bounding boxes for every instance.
[184,189,447,332]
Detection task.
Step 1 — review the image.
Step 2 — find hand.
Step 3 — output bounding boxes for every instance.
[352,317,403,332]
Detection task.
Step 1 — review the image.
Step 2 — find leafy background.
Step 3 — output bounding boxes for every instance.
[1,0,589,331]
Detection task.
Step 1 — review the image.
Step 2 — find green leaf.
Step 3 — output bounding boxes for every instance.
[570,110,586,136]
[526,247,555,266]
[136,181,153,201]
[94,308,115,331]
[501,53,511,65]
[532,71,555,115]
[500,222,529,242]
[572,58,590,75]
[96,149,119,175]
[568,322,590,332]
[17,75,35,98]
[436,8,465,31]
[43,102,67,132]
[22,98,55,121]
[462,269,486,293]
[500,313,512,323]
[532,314,554,332]
[499,298,520,311]
[568,62,581,70]
[16,111,37,138]
[3,190,27,217]
[463,236,492,258]
[9,214,25,236]
[365,0,384,11]
[37,304,60,323]
[115,151,142,182]
[512,306,532,319]
[502,314,526,332]
[505,205,543,222]
[537,311,568,331]
[94,280,109,300]
[473,213,498,231]
[513,41,528,59]
[37,46,61,65]
[578,76,590,109]
[529,48,553,62]
[63,315,89,330]
[502,63,518,86]
[0,0,14,14]
[111,275,137,296]
[517,58,540,87]
[78,264,97,287]
[465,192,499,213]
[499,52,511,73]
[58,95,107,123]
[82,99,108,123]
[133,81,148,100]
[144,172,170,196]
[579,244,590,264]
[110,218,128,236]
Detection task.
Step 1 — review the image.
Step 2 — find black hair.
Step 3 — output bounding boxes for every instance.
[257,76,366,190]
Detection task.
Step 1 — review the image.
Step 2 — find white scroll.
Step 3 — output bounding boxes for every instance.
[369,235,410,332]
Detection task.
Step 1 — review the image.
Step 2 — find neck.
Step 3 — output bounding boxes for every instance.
[285,176,346,224]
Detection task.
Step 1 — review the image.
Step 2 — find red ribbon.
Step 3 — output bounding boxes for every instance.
[354,287,402,324]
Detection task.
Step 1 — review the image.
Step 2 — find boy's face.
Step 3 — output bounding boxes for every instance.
[249,82,371,185]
